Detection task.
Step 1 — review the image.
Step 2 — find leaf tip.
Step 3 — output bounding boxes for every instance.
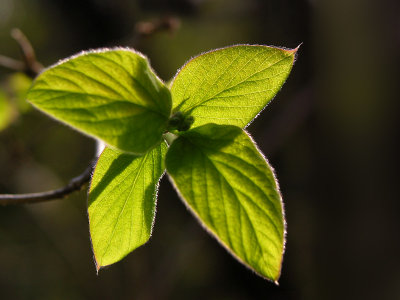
[283,44,301,66]
[94,255,102,274]
[293,42,302,51]
[284,44,300,56]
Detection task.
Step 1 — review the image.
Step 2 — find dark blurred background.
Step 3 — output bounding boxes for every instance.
[0,0,399,299]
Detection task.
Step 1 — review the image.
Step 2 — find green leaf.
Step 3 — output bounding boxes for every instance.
[8,73,32,113]
[88,142,167,270]
[170,45,297,129]
[165,124,285,281]
[0,90,13,131]
[27,48,172,154]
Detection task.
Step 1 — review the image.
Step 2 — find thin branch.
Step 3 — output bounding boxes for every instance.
[135,16,180,37]
[0,29,94,206]
[128,15,180,47]
[0,54,25,72]
[0,162,95,205]
[11,28,43,77]
[0,21,180,205]
[0,28,43,78]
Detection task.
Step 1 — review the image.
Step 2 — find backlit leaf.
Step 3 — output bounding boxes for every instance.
[170,45,297,128]
[28,48,172,154]
[88,142,167,270]
[165,124,285,281]
[8,73,32,113]
[0,90,13,131]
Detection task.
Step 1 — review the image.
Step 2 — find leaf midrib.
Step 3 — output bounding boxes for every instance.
[180,54,292,115]
[181,137,282,259]
[97,152,149,266]
[31,89,169,118]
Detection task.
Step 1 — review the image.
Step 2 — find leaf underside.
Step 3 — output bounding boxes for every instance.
[28,48,172,154]
[88,143,167,270]
[170,45,297,129]
[166,124,285,281]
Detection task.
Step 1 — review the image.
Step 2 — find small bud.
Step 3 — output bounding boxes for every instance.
[168,111,184,128]
[167,111,195,132]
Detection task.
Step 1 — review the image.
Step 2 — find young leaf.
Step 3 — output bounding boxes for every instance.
[9,73,33,113]
[27,48,172,154]
[165,124,285,281]
[88,142,167,270]
[170,45,297,129]
[0,90,13,131]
